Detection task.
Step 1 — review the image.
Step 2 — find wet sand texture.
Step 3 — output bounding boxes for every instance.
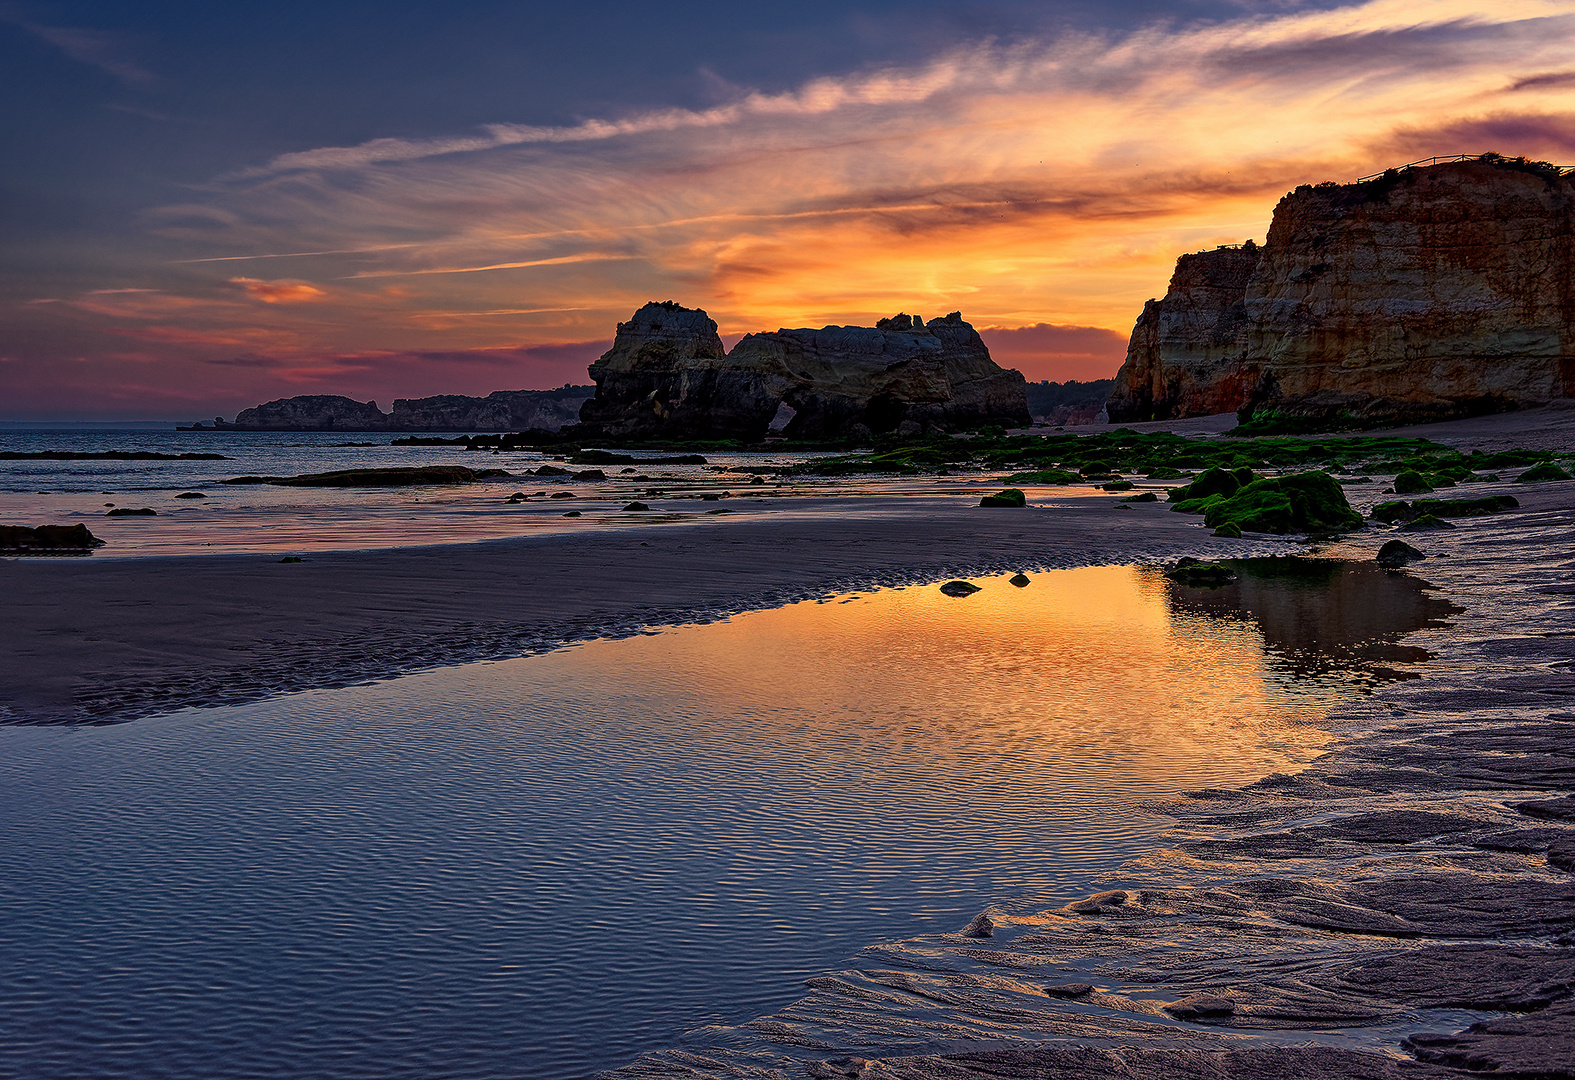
[0,493,1279,724]
[608,481,1575,1079]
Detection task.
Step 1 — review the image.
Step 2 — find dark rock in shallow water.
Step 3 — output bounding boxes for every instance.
[224,466,501,488]
[549,491,576,500]
[939,580,981,597]
[534,464,571,476]
[1042,982,1093,999]
[1549,835,1575,874]
[0,523,104,551]
[1165,993,1236,1020]
[174,491,207,499]
[1122,491,1159,503]
[561,510,581,517]
[960,912,994,938]
[1376,539,1426,568]
[1392,469,1434,494]
[105,507,156,516]
[624,502,651,511]
[572,469,606,481]
[979,488,1026,507]
[1009,573,1031,587]
[1165,558,1237,587]
[1398,514,1455,532]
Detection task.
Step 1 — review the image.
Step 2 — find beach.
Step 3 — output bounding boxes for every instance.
[2,412,1573,1079]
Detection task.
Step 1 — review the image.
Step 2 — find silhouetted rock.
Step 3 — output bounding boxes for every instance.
[571,302,1030,441]
[221,387,592,431]
[105,507,156,516]
[1376,539,1426,568]
[939,580,981,596]
[0,523,104,551]
[979,488,1027,507]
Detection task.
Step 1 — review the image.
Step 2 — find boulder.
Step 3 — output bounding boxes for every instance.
[105,507,156,516]
[1009,573,1031,587]
[1165,558,1237,587]
[0,523,105,550]
[1393,469,1434,494]
[571,303,1030,441]
[1399,514,1456,532]
[1517,462,1573,483]
[1377,539,1427,568]
[979,488,1027,507]
[939,580,981,596]
[1108,158,1575,425]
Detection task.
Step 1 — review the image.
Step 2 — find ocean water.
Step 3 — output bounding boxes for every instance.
[0,428,1086,556]
[0,560,1450,1079]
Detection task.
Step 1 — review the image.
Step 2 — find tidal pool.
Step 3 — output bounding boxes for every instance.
[0,561,1452,1079]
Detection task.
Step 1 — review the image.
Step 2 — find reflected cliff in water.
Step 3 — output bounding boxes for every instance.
[1164,557,1460,686]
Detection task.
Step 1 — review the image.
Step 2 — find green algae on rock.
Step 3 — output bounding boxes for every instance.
[979,489,1027,507]
[1516,462,1573,483]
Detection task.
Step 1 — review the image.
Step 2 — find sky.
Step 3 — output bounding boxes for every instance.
[3,1,1574,420]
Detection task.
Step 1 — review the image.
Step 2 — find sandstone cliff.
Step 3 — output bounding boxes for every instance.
[573,303,1030,441]
[222,387,592,431]
[1107,157,1575,425]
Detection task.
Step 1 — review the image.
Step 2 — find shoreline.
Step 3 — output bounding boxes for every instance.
[2,492,1287,725]
[608,480,1575,1079]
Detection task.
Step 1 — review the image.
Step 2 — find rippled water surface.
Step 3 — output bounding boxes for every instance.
[0,562,1447,1079]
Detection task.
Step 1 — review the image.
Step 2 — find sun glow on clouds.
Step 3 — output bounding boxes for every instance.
[15,0,1575,416]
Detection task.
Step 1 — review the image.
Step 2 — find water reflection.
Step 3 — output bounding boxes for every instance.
[1165,557,1460,685]
[0,561,1443,1080]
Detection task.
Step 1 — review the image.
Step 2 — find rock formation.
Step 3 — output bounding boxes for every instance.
[573,302,1030,441]
[216,387,593,431]
[1108,157,1575,425]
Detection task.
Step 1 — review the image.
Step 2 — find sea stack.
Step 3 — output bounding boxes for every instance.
[1107,156,1575,425]
[573,302,1031,441]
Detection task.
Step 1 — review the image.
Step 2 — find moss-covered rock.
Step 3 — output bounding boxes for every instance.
[1168,466,1240,502]
[1393,469,1434,494]
[1397,514,1454,531]
[1196,471,1363,535]
[1101,479,1135,491]
[1516,462,1573,483]
[1122,491,1158,503]
[1212,522,1243,538]
[1165,558,1237,587]
[1003,468,1079,484]
[1411,495,1519,517]
[1370,500,1412,523]
[979,488,1027,507]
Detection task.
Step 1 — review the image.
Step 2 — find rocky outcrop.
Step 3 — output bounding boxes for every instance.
[573,303,1030,441]
[220,387,593,431]
[1108,157,1575,424]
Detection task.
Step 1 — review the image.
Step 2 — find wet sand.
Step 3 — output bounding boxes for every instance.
[5,412,1574,1078]
[607,489,1575,1078]
[1,490,1284,725]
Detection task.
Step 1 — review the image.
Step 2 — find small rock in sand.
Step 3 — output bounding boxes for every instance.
[940,581,981,597]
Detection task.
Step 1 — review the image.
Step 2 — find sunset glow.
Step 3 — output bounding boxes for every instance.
[5,0,1575,418]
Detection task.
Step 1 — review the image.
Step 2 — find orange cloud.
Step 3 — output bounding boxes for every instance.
[109,0,1575,392]
[227,277,327,303]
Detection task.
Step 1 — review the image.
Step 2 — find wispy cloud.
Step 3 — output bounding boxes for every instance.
[227,277,328,303]
[5,14,154,85]
[23,0,1575,417]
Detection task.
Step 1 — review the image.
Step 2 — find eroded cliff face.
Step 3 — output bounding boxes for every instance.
[1108,159,1575,424]
[574,306,1030,440]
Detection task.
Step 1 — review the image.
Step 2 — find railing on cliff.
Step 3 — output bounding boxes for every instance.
[1355,153,1573,183]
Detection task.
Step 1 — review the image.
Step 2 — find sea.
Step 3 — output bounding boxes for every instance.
[0,426,1449,1078]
